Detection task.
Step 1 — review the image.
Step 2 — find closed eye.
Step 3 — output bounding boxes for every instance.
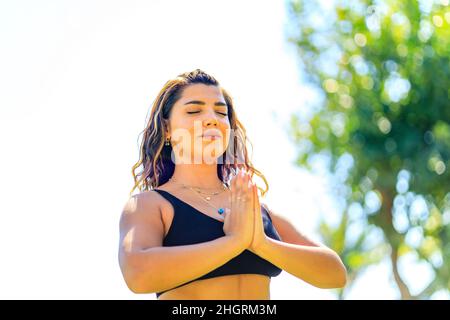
[187,111,228,116]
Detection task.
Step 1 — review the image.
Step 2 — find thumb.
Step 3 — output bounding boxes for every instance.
[222,208,231,218]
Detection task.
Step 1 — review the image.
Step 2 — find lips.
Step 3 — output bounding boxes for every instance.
[200,129,222,138]
[202,135,221,138]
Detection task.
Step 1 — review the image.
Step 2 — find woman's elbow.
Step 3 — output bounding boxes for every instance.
[333,268,348,288]
[314,274,347,289]
[122,270,156,294]
[322,265,348,289]
[119,253,156,294]
[316,256,348,289]
[128,281,154,294]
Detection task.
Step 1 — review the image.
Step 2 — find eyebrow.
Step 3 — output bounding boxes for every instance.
[184,100,227,107]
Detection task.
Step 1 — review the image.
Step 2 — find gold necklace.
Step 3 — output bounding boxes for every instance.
[187,187,230,218]
[169,178,230,215]
[169,178,227,200]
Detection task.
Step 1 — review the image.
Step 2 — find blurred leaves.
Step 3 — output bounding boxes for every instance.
[287,0,450,299]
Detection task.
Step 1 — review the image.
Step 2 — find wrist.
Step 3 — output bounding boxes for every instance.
[250,235,270,254]
[225,235,249,252]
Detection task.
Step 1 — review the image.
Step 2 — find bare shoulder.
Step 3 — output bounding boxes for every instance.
[119,190,166,255]
[120,190,163,224]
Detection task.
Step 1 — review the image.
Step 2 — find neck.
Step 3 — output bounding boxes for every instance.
[169,164,224,189]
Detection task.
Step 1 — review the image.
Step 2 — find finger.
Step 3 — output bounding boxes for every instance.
[253,184,260,210]
[234,169,239,179]
[231,176,239,202]
[234,189,240,202]
[245,179,253,203]
[237,171,244,189]
[251,182,255,211]
[247,172,254,185]
[235,174,246,204]
[239,169,247,185]
[235,170,244,189]
[238,171,248,196]
[231,173,237,194]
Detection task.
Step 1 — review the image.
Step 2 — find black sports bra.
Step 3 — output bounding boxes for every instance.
[153,189,283,298]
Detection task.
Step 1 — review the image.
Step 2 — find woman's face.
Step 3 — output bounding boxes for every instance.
[165,84,231,164]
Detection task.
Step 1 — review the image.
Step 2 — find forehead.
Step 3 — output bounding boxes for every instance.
[179,84,224,102]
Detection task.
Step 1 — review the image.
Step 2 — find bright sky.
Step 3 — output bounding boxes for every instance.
[1,0,446,300]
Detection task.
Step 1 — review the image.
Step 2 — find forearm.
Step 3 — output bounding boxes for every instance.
[255,237,347,289]
[125,236,243,293]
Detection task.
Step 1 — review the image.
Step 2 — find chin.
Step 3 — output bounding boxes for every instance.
[192,151,226,164]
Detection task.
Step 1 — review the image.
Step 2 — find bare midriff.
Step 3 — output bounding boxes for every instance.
[157,273,271,300]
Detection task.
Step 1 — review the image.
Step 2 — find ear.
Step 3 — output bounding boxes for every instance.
[163,119,171,136]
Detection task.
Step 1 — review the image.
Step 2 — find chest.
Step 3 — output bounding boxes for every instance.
[160,194,228,238]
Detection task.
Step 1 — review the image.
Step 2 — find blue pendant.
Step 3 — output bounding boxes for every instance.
[218,208,224,214]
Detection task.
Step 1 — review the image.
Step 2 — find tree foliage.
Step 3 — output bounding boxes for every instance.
[287,0,450,299]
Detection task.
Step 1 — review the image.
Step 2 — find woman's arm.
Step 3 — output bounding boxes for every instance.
[254,237,347,289]
[255,205,347,289]
[124,236,243,294]
[118,193,244,294]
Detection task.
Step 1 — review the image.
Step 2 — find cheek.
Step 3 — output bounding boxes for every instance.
[222,121,231,135]
[172,118,198,137]
[220,117,231,130]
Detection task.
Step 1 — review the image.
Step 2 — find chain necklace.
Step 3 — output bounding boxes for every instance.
[169,177,230,216]
[190,185,227,198]
[169,177,227,198]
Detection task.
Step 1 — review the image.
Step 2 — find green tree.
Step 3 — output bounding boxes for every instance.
[286,0,450,299]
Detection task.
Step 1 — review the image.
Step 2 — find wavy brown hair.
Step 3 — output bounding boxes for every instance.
[130,69,269,198]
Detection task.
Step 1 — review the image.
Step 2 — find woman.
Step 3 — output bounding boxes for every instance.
[118,69,347,300]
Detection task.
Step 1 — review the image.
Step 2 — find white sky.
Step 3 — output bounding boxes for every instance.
[0,0,444,300]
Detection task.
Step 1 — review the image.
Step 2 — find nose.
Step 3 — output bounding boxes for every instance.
[202,109,219,127]
[204,118,218,127]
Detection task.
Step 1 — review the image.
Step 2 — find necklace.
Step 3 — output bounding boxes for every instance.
[169,177,227,199]
[169,178,230,216]
[191,186,225,197]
